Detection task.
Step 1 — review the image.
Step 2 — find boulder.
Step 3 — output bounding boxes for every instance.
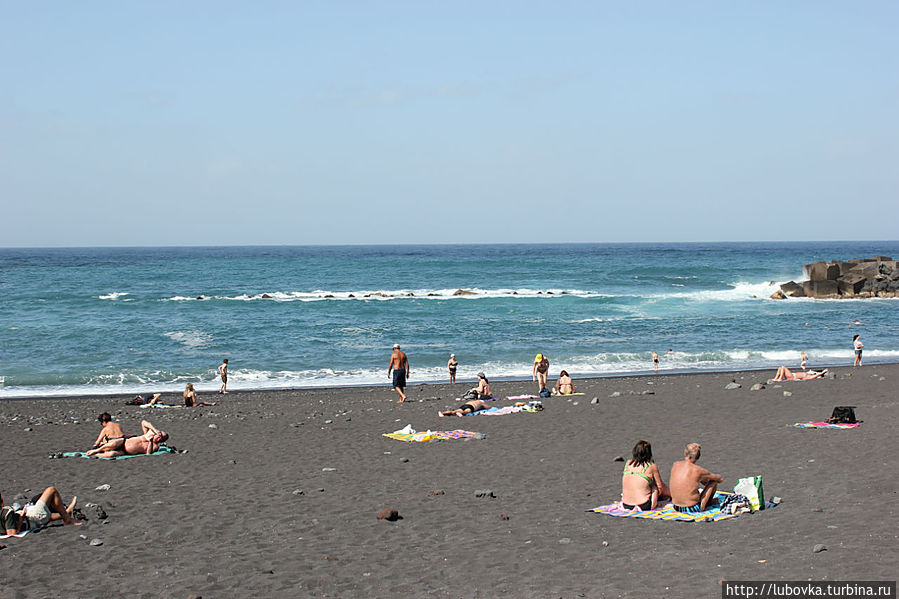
[802,280,839,298]
[453,289,477,296]
[833,261,856,276]
[802,262,829,281]
[377,508,399,521]
[837,273,866,295]
[849,262,880,278]
[779,281,805,297]
[769,289,786,300]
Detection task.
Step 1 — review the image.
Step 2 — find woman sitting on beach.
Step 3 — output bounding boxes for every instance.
[92,412,125,449]
[471,372,491,399]
[183,383,216,407]
[773,366,828,382]
[620,440,670,511]
[553,370,576,395]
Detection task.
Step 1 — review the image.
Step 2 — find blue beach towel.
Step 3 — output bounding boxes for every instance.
[61,445,178,460]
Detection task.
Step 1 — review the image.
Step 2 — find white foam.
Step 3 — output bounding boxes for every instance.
[163,330,213,350]
[98,292,129,300]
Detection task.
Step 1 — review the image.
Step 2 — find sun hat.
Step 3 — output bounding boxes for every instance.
[477,372,485,378]
[393,343,400,349]
[535,354,543,361]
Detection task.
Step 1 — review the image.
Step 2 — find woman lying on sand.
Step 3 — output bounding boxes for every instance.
[620,440,670,511]
[438,399,491,418]
[2,487,81,534]
[773,366,828,382]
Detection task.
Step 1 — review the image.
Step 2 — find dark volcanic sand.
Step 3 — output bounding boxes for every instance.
[1,366,897,598]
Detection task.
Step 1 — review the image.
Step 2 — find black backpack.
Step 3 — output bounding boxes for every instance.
[539,387,552,398]
[827,406,858,424]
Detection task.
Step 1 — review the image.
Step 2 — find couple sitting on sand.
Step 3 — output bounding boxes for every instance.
[620,441,723,513]
[773,366,828,382]
[87,417,169,458]
[2,487,81,535]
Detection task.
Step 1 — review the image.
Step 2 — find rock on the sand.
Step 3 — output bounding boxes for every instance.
[95,484,111,491]
[89,538,104,546]
[377,508,399,521]
[813,544,827,553]
[783,391,792,397]
[474,489,496,498]
[750,383,765,391]
[725,382,741,390]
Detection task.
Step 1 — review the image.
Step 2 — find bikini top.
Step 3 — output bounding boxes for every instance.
[623,462,653,483]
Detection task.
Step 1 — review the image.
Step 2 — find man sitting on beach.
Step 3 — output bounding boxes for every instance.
[86,420,168,458]
[438,399,491,418]
[669,443,723,513]
[2,487,81,534]
[773,366,828,382]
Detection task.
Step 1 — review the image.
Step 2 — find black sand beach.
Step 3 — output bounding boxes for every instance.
[2,365,897,598]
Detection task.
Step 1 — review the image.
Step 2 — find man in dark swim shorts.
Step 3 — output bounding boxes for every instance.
[438,399,490,418]
[388,344,410,403]
[669,442,723,513]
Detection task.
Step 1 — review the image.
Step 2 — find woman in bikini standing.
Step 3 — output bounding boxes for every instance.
[447,354,458,384]
[533,354,549,392]
[620,440,670,511]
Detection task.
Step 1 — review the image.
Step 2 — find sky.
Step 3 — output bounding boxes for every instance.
[1,1,897,247]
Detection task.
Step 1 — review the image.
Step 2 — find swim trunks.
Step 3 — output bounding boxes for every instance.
[621,499,653,511]
[24,500,52,529]
[392,368,406,389]
[673,498,717,513]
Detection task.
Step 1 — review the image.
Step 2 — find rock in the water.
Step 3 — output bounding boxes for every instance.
[724,382,741,390]
[377,508,399,521]
[750,383,765,391]
[813,544,827,553]
[452,289,477,296]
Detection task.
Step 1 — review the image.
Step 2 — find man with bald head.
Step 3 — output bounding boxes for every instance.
[668,442,723,513]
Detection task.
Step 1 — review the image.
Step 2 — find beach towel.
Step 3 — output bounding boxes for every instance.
[59,445,179,460]
[0,530,31,539]
[507,394,539,400]
[139,403,182,409]
[382,430,482,442]
[470,405,539,416]
[792,421,861,429]
[585,492,778,522]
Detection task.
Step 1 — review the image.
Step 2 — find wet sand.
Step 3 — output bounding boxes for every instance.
[1,365,897,598]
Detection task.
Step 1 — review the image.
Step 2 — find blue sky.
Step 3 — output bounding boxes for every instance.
[2,1,897,246]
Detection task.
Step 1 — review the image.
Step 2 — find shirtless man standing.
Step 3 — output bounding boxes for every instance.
[668,442,724,513]
[86,420,168,458]
[218,359,229,394]
[388,344,410,403]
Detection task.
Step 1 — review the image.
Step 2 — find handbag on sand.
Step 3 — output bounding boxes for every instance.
[733,476,765,511]
[827,406,858,424]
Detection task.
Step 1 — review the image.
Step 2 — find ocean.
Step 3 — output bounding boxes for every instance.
[1,242,897,398]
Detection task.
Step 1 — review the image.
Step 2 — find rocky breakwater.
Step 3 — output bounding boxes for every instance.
[771,256,898,299]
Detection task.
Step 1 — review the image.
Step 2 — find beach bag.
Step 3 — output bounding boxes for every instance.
[539,387,552,398]
[827,406,857,424]
[461,389,478,401]
[733,476,765,511]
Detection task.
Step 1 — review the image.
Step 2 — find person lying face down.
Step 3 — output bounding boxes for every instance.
[773,366,828,382]
[86,420,168,457]
[668,443,724,513]
[1,487,81,535]
[438,399,491,418]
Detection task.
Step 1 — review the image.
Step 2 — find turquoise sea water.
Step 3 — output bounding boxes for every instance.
[1,242,897,398]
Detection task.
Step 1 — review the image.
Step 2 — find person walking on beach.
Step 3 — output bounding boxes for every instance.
[388,344,410,403]
[533,354,549,392]
[447,354,458,384]
[853,334,863,366]
[217,359,229,394]
[652,351,659,373]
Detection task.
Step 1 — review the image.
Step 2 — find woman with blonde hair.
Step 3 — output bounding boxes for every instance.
[183,383,216,407]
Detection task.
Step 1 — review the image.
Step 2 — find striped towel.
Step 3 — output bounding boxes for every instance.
[382,430,482,442]
[585,492,777,522]
[792,421,861,429]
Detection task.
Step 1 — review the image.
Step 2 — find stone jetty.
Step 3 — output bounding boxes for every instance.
[771,256,898,299]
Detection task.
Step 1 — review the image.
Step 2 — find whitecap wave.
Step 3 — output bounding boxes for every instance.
[99,292,129,300]
[163,330,213,349]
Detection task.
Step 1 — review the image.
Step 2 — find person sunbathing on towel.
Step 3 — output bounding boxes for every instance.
[438,399,491,418]
[86,420,168,457]
[669,442,723,513]
[2,487,81,535]
[620,440,670,511]
[92,412,125,449]
[773,366,828,382]
[552,370,576,395]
